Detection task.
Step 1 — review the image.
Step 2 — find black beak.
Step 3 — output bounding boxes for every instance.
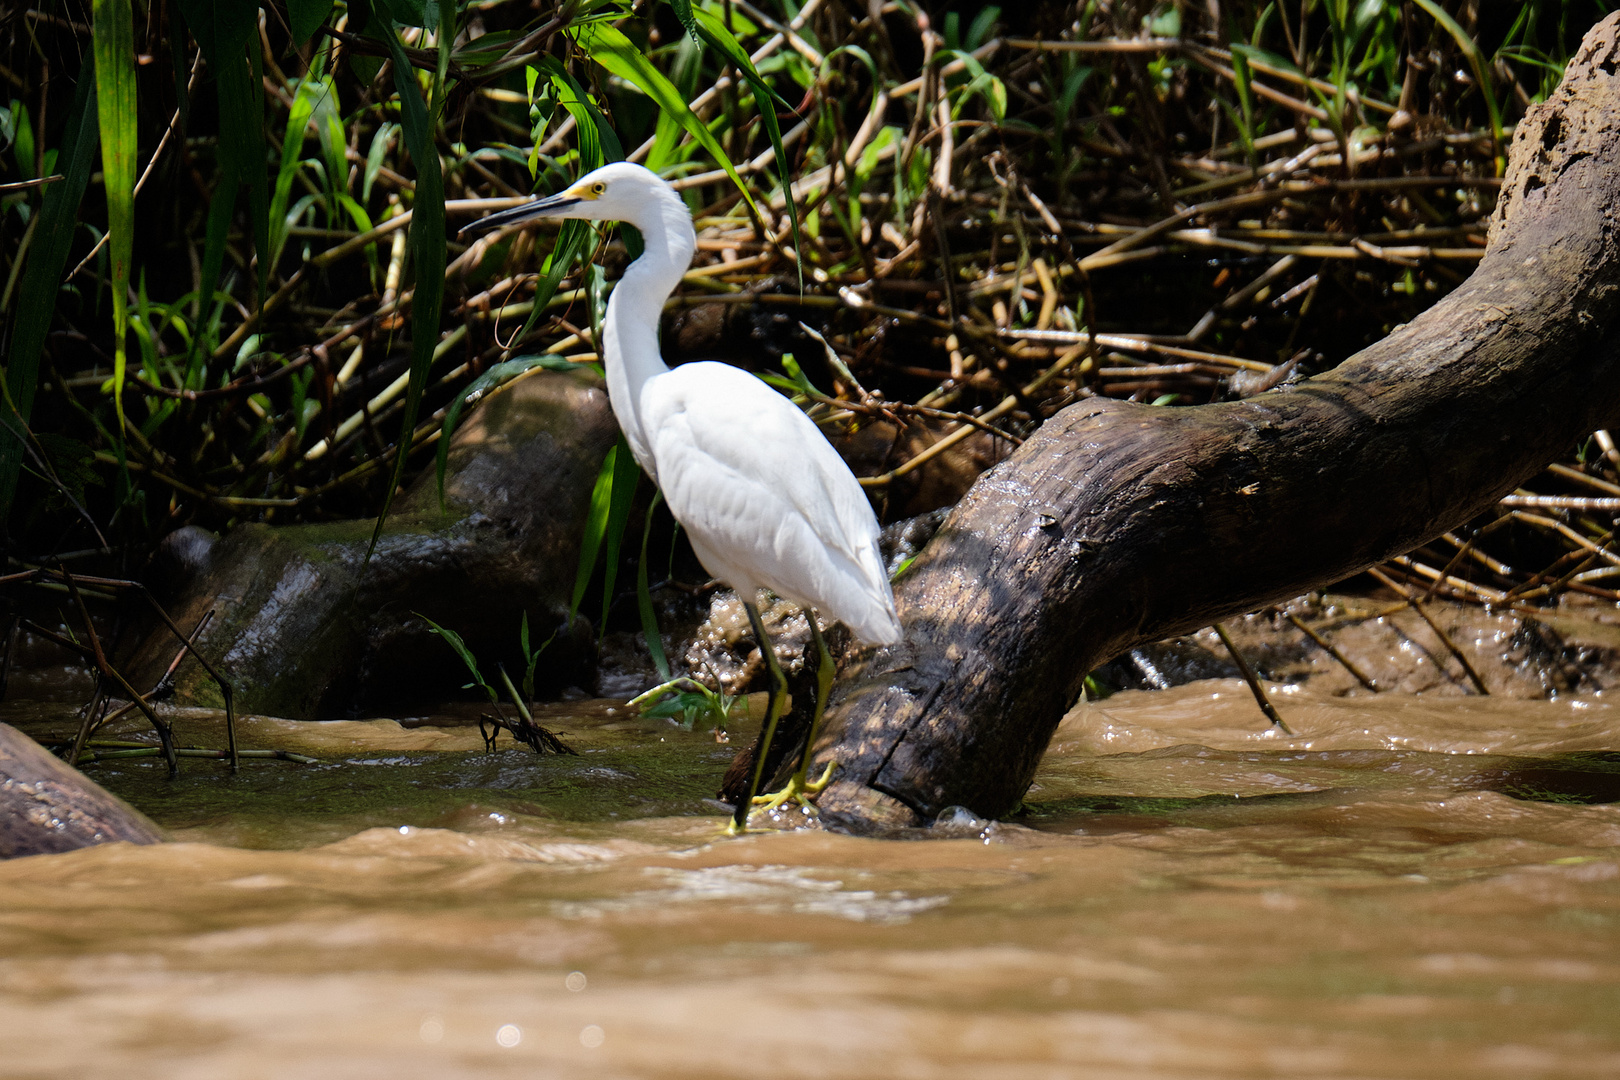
[458,190,582,239]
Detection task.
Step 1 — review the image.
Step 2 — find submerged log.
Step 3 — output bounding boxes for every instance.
[0,724,163,858]
[811,15,1620,828]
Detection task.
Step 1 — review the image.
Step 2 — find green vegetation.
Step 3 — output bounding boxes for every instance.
[2,0,1617,684]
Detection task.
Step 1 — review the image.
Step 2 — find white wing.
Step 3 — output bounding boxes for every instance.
[641,361,900,644]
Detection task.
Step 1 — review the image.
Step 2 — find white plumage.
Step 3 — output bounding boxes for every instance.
[465,161,901,827]
[647,364,900,643]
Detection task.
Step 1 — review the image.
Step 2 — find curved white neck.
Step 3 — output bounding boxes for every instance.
[601,192,696,478]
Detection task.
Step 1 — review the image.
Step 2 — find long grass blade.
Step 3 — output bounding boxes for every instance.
[571,441,620,626]
[572,22,758,215]
[1411,0,1503,173]
[691,9,801,277]
[173,0,258,65]
[598,434,641,630]
[92,0,138,433]
[211,35,271,307]
[288,0,336,46]
[368,20,447,557]
[498,58,615,347]
[418,611,499,704]
[269,78,328,268]
[0,60,99,520]
[636,490,671,680]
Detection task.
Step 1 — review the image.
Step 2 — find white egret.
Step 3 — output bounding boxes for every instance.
[463,162,902,831]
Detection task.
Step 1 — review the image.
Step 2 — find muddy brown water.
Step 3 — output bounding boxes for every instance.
[2,683,1618,1078]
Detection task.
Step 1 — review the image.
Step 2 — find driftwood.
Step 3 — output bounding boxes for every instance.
[810,15,1620,829]
[0,724,164,858]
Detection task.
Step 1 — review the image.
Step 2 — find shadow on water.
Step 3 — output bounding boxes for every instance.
[1018,788,1324,833]
[1484,751,1620,805]
[1020,751,1620,836]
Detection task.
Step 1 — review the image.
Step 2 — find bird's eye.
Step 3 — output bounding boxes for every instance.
[591,182,606,195]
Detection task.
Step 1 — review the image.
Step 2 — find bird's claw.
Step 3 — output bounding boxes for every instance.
[749,760,838,815]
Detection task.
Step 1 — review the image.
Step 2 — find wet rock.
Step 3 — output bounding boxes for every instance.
[125,370,619,718]
[594,630,668,699]
[148,525,218,604]
[881,508,949,576]
[0,723,164,858]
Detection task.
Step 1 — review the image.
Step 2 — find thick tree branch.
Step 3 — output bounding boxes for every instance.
[811,15,1620,829]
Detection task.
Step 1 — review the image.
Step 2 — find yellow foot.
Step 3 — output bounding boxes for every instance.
[749,761,838,816]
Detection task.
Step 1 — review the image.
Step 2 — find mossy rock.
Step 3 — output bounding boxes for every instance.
[126,370,618,718]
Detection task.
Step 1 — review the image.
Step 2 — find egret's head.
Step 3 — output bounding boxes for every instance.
[460,162,680,238]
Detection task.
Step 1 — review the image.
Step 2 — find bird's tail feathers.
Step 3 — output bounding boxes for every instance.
[847,594,903,646]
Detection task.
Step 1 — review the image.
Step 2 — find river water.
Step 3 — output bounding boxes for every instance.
[2,681,1618,1078]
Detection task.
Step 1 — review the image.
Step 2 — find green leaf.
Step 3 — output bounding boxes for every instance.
[668,0,700,42]
[504,215,591,356]
[174,0,258,65]
[1229,43,1300,74]
[688,9,801,277]
[363,121,398,203]
[313,82,349,204]
[571,442,620,626]
[778,351,824,396]
[375,0,433,28]
[0,59,98,521]
[1230,52,1255,161]
[93,0,137,434]
[1148,5,1180,37]
[435,354,586,506]
[855,125,899,185]
[944,49,1007,121]
[637,490,670,680]
[269,77,329,268]
[1353,0,1383,37]
[431,0,456,121]
[517,610,556,702]
[34,434,104,511]
[288,0,336,46]
[1411,0,1503,172]
[418,613,499,705]
[369,22,448,558]
[534,55,623,166]
[967,6,1001,50]
[572,21,758,216]
[586,260,608,346]
[194,154,238,355]
[214,35,271,304]
[599,434,640,631]
[8,100,33,178]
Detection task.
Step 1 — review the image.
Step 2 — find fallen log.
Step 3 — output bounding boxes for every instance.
[811,14,1620,829]
[0,724,164,859]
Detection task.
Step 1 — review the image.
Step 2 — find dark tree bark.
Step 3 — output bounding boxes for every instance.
[0,724,164,858]
[811,15,1620,829]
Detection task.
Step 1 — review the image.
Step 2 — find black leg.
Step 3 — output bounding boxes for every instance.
[732,601,788,833]
[792,610,836,791]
